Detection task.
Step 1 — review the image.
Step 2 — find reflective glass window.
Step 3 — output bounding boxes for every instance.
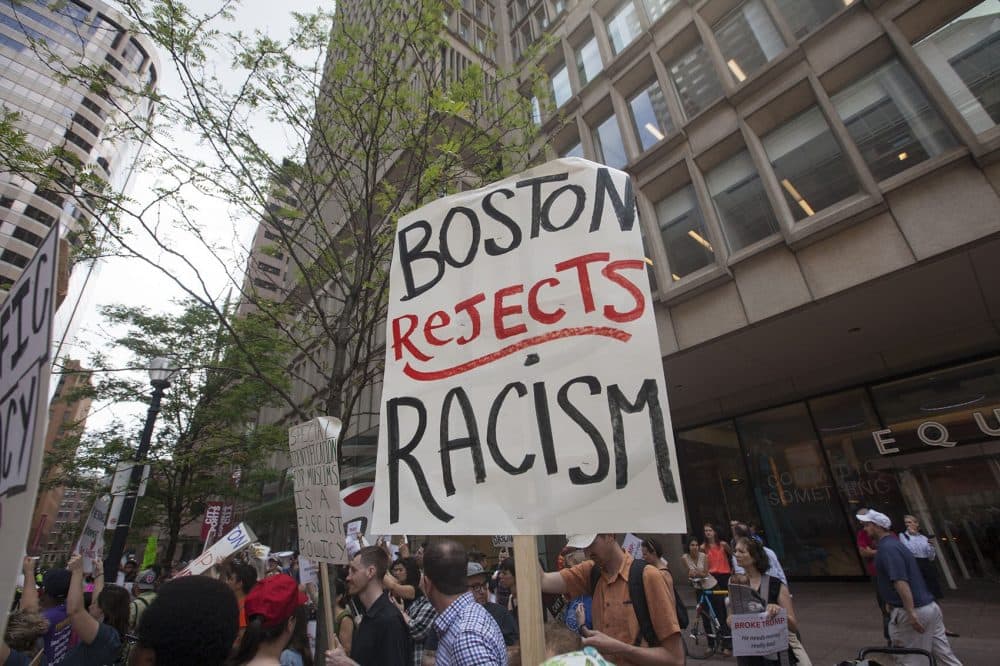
[714,0,786,83]
[706,150,778,252]
[737,403,862,576]
[643,0,677,22]
[809,389,908,521]
[914,0,1000,134]
[831,59,957,182]
[551,65,572,107]
[773,0,855,39]
[561,142,584,158]
[655,184,714,280]
[576,36,603,86]
[606,1,642,55]
[628,80,674,150]
[668,43,725,119]
[676,421,761,536]
[592,113,628,169]
[762,106,861,221]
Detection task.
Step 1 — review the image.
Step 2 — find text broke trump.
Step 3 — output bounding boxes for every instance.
[371,158,685,535]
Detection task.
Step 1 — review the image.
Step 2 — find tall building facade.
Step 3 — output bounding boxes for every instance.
[28,359,94,565]
[0,0,158,360]
[255,0,1000,580]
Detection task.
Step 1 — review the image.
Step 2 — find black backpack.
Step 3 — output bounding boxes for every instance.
[588,559,689,647]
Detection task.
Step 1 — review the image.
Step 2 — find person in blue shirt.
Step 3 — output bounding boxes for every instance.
[858,510,962,666]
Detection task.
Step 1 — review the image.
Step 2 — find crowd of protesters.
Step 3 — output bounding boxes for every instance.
[3,517,967,666]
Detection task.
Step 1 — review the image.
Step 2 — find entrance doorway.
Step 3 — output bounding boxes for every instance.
[891,449,1000,587]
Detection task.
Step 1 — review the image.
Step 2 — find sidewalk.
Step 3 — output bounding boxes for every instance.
[690,579,998,664]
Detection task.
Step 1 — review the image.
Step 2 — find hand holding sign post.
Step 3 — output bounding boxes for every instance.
[371,158,686,662]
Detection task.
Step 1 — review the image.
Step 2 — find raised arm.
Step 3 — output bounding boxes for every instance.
[19,557,39,611]
[538,560,567,595]
[66,554,101,644]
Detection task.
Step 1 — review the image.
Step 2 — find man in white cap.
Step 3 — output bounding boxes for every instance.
[857,510,962,666]
[539,534,683,665]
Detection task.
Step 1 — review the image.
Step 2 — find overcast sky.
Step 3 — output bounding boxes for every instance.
[76,0,327,430]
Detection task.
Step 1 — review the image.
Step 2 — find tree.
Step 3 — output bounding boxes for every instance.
[47,298,291,561]
[13,0,550,437]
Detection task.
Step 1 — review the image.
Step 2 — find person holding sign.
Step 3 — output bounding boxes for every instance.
[540,534,684,666]
[728,538,801,665]
[63,553,132,665]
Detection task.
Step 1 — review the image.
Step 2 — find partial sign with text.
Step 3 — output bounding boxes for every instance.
[372,158,684,534]
[288,417,346,563]
[174,522,256,577]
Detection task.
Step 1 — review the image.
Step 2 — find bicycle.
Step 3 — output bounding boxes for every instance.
[681,582,728,660]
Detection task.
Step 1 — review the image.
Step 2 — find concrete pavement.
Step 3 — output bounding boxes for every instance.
[684,579,997,665]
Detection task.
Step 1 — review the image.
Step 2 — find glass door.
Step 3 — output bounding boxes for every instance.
[915,456,1000,582]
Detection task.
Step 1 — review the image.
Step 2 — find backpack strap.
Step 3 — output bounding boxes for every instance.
[628,559,659,648]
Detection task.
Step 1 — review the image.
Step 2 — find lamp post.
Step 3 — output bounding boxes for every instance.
[103,357,173,581]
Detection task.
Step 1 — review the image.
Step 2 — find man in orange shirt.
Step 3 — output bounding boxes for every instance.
[539,534,684,666]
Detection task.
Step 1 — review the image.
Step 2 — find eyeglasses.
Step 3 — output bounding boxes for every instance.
[467,583,487,592]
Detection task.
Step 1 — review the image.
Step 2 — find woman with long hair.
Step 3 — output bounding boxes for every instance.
[229,574,307,666]
[280,605,313,666]
[702,523,733,654]
[64,553,131,665]
[641,537,669,571]
[730,538,804,665]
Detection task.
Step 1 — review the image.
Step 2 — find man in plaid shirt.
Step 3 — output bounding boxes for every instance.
[423,540,507,665]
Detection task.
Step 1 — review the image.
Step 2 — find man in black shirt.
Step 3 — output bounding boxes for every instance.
[327,546,412,666]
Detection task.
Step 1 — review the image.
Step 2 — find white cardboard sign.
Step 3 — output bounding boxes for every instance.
[372,158,684,534]
[0,227,58,635]
[732,610,790,657]
[174,522,257,577]
[622,533,643,560]
[288,417,346,564]
[75,494,111,574]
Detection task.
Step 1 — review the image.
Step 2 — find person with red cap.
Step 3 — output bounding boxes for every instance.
[230,573,309,666]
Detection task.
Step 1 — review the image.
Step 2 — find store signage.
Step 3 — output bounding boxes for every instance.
[872,408,1000,455]
[372,158,684,535]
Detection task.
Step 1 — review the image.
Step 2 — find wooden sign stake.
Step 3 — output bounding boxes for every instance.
[320,563,337,650]
[514,535,545,666]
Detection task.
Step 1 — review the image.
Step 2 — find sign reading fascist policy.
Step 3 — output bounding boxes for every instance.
[0,226,58,635]
[288,417,346,563]
[372,158,684,534]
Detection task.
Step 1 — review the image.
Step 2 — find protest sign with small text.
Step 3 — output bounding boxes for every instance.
[288,417,346,563]
[732,609,789,657]
[174,522,257,577]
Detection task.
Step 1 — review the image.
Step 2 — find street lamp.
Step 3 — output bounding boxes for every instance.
[103,357,174,581]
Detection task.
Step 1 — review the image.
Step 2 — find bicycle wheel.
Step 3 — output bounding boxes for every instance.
[681,606,718,660]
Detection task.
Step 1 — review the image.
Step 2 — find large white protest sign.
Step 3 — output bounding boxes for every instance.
[732,610,789,657]
[75,495,111,574]
[371,158,683,534]
[174,522,257,577]
[288,417,346,563]
[0,227,58,634]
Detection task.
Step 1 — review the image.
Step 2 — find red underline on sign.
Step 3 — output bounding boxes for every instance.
[401,326,632,381]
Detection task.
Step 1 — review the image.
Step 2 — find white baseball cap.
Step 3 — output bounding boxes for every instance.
[565,534,598,549]
[856,510,891,529]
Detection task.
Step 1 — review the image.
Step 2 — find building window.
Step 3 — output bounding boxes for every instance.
[914,0,1000,135]
[560,142,584,158]
[655,184,714,280]
[12,226,43,247]
[530,96,542,125]
[253,278,277,291]
[736,403,863,576]
[761,106,861,222]
[831,59,957,182]
[643,0,677,23]
[668,42,725,119]
[706,150,779,252]
[592,114,628,169]
[258,261,281,276]
[575,35,603,86]
[533,6,548,33]
[628,80,675,150]
[606,1,642,55]
[676,421,761,536]
[773,0,855,40]
[714,0,786,84]
[551,65,572,107]
[263,230,281,242]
